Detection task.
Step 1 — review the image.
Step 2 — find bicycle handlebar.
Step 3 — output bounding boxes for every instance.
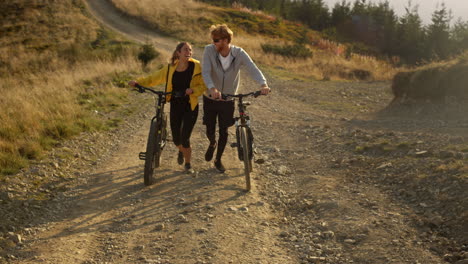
[221,91,263,100]
[134,84,172,96]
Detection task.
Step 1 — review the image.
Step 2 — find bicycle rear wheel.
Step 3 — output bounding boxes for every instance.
[143,119,162,186]
[240,126,251,191]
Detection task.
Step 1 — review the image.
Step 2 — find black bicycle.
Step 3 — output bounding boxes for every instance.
[222,91,263,191]
[135,84,172,186]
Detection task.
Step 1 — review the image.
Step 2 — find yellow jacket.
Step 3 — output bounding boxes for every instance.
[136,58,206,110]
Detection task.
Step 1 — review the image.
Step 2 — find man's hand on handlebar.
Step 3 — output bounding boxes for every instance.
[260,85,270,95]
[209,87,222,100]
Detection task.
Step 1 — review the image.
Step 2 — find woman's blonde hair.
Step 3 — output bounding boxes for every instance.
[170,42,191,65]
[210,24,233,43]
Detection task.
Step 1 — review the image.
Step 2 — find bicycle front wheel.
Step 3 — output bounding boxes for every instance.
[143,119,162,186]
[240,126,251,191]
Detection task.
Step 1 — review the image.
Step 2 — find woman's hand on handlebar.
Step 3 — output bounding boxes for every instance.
[128,80,137,87]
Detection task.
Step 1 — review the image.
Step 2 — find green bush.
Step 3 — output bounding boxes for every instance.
[261,43,312,58]
[138,44,159,68]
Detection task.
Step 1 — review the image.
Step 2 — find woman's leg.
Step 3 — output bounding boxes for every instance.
[170,102,184,147]
[180,104,199,164]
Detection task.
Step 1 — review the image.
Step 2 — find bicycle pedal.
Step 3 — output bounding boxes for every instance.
[230,143,238,148]
[139,152,146,160]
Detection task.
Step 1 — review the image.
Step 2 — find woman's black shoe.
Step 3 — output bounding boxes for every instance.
[214,160,225,173]
[177,151,184,165]
[205,143,217,161]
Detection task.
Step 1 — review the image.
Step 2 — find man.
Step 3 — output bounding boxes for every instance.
[202,24,270,172]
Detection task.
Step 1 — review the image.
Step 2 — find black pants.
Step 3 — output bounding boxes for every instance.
[203,96,235,161]
[170,98,198,148]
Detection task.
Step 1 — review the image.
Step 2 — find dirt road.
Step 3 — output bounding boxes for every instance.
[3,0,467,263]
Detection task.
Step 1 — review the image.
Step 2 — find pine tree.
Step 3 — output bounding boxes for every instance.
[396,1,426,64]
[451,19,468,53]
[426,3,453,60]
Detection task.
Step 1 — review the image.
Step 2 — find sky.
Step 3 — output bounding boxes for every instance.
[322,0,468,25]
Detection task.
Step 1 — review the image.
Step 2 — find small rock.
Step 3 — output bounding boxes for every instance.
[255,201,265,206]
[308,256,326,263]
[419,203,429,208]
[8,233,22,244]
[178,214,189,223]
[255,158,266,164]
[239,207,249,212]
[344,239,356,244]
[196,228,208,233]
[321,231,335,239]
[415,151,429,157]
[154,224,165,231]
[376,162,392,170]
[277,165,290,175]
[227,207,238,212]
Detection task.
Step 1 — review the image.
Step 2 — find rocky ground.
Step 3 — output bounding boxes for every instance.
[1,73,466,264]
[0,0,467,263]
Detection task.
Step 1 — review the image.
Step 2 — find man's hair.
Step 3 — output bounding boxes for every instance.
[210,24,233,43]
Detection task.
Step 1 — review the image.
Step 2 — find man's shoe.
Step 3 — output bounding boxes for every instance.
[177,151,184,165]
[185,163,195,174]
[214,160,226,173]
[205,143,217,161]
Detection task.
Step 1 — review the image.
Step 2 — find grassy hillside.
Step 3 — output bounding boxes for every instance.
[110,0,398,81]
[0,0,401,176]
[391,52,468,104]
[0,0,162,176]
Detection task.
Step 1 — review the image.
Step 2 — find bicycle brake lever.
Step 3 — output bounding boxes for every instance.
[135,84,145,93]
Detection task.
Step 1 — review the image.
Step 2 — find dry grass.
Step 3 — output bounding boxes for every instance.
[0,0,152,175]
[0,0,100,77]
[0,57,143,175]
[391,51,468,103]
[234,36,396,81]
[111,0,398,81]
[0,0,398,175]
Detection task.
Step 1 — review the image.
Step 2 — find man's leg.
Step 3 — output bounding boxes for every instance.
[203,96,218,161]
[214,100,235,172]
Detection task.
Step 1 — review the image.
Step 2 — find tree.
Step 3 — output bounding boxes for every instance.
[426,2,453,60]
[369,1,398,54]
[396,1,426,64]
[451,19,468,53]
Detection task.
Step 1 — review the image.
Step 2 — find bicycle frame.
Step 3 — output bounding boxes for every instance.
[135,84,172,185]
[223,91,262,191]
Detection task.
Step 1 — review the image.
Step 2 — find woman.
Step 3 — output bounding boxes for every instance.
[129,42,206,173]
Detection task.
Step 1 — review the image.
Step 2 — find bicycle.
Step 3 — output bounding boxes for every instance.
[222,91,263,191]
[134,84,172,186]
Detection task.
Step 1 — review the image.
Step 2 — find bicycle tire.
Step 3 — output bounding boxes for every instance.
[143,119,161,186]
[240,126,251,191]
